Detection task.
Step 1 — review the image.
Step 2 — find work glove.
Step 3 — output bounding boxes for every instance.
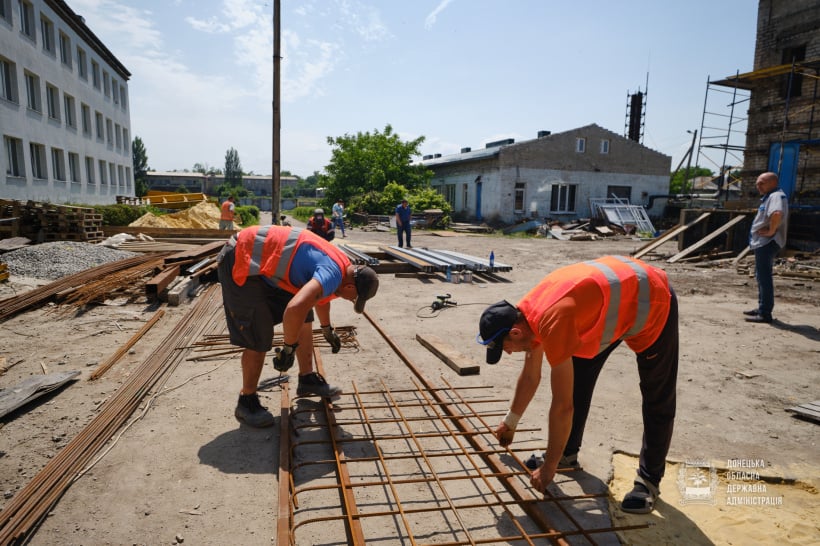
[272,342,298,372]
[496,410,520,447]
[321,325,342,354]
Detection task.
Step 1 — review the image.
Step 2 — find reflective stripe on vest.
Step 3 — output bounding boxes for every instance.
[584,256,651,349]
[247,225,301,281]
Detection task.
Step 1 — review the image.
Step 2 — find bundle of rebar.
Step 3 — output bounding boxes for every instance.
[0,254,167,322]
[0,285,223,543]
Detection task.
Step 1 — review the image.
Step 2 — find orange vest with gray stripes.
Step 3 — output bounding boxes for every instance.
[517,256,671,359]
[230,225,350,294]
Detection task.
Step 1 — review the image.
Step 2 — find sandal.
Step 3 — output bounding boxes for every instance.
[621,474,659,514]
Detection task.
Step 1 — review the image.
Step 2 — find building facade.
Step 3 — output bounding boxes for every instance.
[718,0,820,203]
[144,171,298,211]
[1,0,132,205]
[423,124,671,224]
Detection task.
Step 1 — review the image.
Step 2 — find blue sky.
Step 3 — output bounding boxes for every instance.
[69,0,759,178]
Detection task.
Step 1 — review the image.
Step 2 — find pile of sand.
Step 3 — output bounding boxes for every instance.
[129,201,234,230]
[609,453,818,545]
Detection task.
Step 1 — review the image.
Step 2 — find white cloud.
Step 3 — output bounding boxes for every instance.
[425,0,454,30]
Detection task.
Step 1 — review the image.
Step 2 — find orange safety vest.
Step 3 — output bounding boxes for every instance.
[230,226,351,299]
[220,200,234,221]
[517,255,671,360]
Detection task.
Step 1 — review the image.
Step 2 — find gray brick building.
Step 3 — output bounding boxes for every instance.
[422,124,671,224]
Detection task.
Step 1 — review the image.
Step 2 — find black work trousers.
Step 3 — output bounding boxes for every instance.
[564,289,678,486]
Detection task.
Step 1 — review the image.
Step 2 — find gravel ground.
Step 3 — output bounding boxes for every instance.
[0,242,137,280]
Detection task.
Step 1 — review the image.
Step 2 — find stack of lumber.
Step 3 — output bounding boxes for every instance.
[0,200,103,243]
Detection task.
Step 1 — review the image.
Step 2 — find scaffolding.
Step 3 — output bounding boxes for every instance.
[705,59,820,200]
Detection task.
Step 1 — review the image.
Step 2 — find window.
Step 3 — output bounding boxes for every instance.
[606,185,632,202]
[122,128,129,150]
[0,58,18,103]
[51,147,65,180]
[91,60,100,89]
[98,159,107,185]
[435,183,455,208]
[462,183,468,211]
[46,83,59,120]
[117,165,124,186]
[514,182,525,213]
[59,32,71,67]
[102,70,110,97]
[115,123,121,149]
[24,71,40,111]
[120,85,127,109]
[125,166,131,187]
[781,45,806,99]
[600,139,610,154]
[0,0,11,24]
[76,46,87,79]
[19,0,35,40]
[40,14,54,54]
[68,152,79,182]
[63,93,75,128]
[30,142,46,179]
[4,135,25,177]
[95,111,103,140]
[105,118,113,146]
[575,138,586,153]
[550,184,577,213]
[112,78,118,104]
[81,103,91,135]
[109,163,116,187]
[85,156,95,184]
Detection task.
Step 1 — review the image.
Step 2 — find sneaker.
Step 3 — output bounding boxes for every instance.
[558,453,580,468]
[234,393,276,428]
[742,309,760,316]
[745,315,773,323]
[297,372,342,397]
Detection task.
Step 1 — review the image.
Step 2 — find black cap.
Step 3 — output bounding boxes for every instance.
[477,300,518,364]
[353,266,379,313]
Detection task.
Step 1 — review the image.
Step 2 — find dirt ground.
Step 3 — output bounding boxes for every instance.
[0,217,818,545]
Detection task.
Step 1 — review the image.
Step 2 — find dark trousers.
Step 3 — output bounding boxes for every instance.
[564,290,678,486]
[397,223,411,247]
[753,240,779,319]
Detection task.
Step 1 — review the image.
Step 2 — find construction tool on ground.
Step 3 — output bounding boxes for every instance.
[430,293,457,311]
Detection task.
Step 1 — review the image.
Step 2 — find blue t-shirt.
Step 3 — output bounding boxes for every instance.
[395,204,412,224]
[262,244,342,298]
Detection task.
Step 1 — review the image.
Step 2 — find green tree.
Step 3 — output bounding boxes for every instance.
[670,166,713,193]
[132,136,150,197]
[354,181,451,222]
[322,124,432,207]
[224,147,243,186]
[193,162,220,175]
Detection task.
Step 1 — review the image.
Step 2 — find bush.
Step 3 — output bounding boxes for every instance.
[92,204,161,226]
[235,205,259,226]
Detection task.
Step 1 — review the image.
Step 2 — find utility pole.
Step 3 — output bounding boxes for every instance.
[683,129,697,195]
[271,0,281,224]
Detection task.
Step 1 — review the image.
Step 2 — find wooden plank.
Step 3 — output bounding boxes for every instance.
[103,226,235,239]
[415,333,480,375]
[785,400,820,423]
[667,214,748,264]
[732,245,752,266]
[632,212,711,259]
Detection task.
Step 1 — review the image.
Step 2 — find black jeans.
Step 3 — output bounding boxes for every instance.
[564,289,679,486]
